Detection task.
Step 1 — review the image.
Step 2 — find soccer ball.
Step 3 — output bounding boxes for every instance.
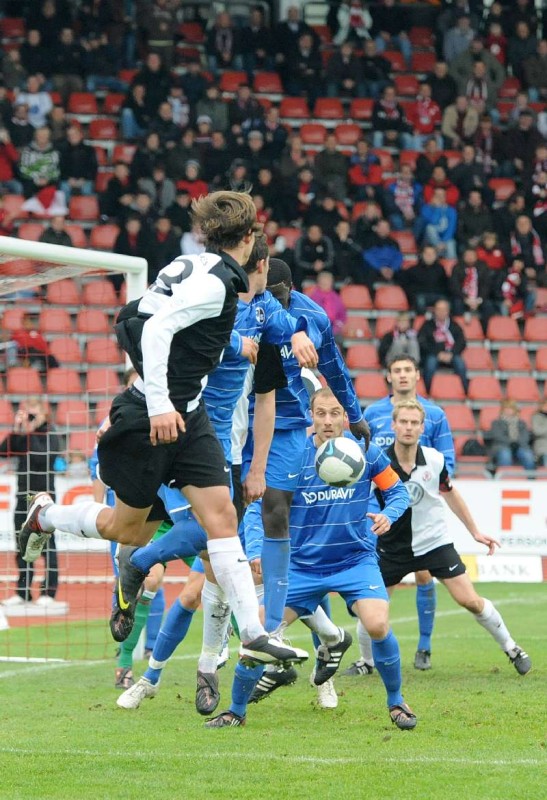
[314,437,366,487]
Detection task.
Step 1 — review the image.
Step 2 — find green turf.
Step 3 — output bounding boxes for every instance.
[0,583,545,800]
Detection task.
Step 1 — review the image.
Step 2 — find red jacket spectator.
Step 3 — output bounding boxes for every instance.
[423,167,460,207]
[0,134,19,181]
[477,232,506,271]
[406,88,442,136]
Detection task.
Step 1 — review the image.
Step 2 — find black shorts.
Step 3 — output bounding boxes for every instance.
[98,388,230,509]
[379,544,466,587]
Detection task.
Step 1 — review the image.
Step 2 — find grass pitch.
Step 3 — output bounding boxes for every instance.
[0,582,545,800]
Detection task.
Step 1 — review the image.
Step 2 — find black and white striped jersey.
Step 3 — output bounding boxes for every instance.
[115,251,249,416]
[377,445,453,558]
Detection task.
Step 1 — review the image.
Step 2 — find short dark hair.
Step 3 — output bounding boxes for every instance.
[246,232,269,273]
[386,354,420,372]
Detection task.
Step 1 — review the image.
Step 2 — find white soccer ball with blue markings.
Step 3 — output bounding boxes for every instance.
[314,437,366,488]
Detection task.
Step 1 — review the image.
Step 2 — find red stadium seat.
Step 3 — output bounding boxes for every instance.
[88,118,118,140]
[394,75,419,96]
[311,24,332,44]
[384,51,405,71]
[6,367,42,395]
[39,308,73,333]
[390,231,417,254]
[0,399,14,427]
[354,373,387,400]
[535,348,547,372]
[342,316,372,340]
[374,286,409,311]
[374,316,397,340]
[49,337,82,364]
[372,149,394,171]
[486,316,521,343]
[444,404,476,433]
[488,178,516,203]
[468,376,503,402]
[68,430,98,457]
[94,171,114,193]
[253,72,283,93]
[46,279,81,305]
[86,368,121,395]
[82,280,118,307]
[334,124,361,146]
[523,318,545,343]
[462,349,494,372]
[411,52,437,73]
[453,316,484,341]
[68,92,98,115]
[340,285,373,310]
[103,93,125,115]
[257,97,272,112]
[93,146,108,166]
[2,258,34,277]
[2,307,26,331]
[300,123,327,145]
[314,98,344,120]
[69,195,99,221]
[65,224,88,248]
[76,309,110,334]
[3,194,27,220]
[89,224,119,250]
[443,150,463,168]
[399,150,420,170]
[498,77,521,99]
[430,374,466,401]
[349,98,374,121]
[505,376,541,403]
[94,398,112,425]
[17,222,44,241]
[0,18,26,38]
[46,368,82,395]
[112,144,137,164]
[278,227,301,249]
[346,344,380,370]
[497,347,531,373]
[177,22,205,43]
[409,27,434,48]
[479,406,499,432]
[219,71,247,93]
[279,97,310,119]
[86,338,123,364]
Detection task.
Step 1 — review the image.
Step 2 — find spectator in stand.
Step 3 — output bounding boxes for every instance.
[482,1,505,36]
[502,0,538,37]
[493,192,526,250]
[242,130,270,183]
[496,255,536,318]
[441,95,479,148]
[427,60,458,111]
[99,161,136,222]
[378,312,421,368]
[255,167,284,220]
[180,222,205,256]
[371,0,411,68]
[348,138,382,201]
[423,165,460,207]
[50,27,86,103]
[179,61,208,108]
[226,158,251,193]
[28,0,65,49]
[175,160,208,201]
[285,32,323,107]
[333,0,373,46]
[0,83,12,127]
[2,49,28,91]
[399,244,449,314]
[449,247,495,332]
[477,231,506,273]
[309,270,347,349]
[201,131,232,188]
[524,39,547,103]
[167,83,190,130]
[457,188,494,250]
[451,145,492,202]
[195,116,214,161]
[293,224,335,289]
[438,0,480,47]
[164,129,199,183]
[143,0,178,69]
[241,5,273,78]
[112,214,150,294]
[47,104,70,144]
[83,31,127,93]
[418,298,468,393]
[531,399,547,467]
[443,14,476,64]
[131,131,165,181]
[148,101,181,150]
[20,29,49,78]
[206,11,243,77]
[415,136,449,185]
[372,84,413,150]
[463,60,501,121]
[0,398,63,610]
[507,91,538,128]
[121,83,153,141]
[510,214,546,286]
[450,35,505,100]
[38,214,73,248]
[228,84,264,136]
[530,164,547,239]
[131,53,171,115]
[473,113,505,177]
[331,218,363,282]
[485,21,508,66]
[274,5,318,86]
[279,133,312,185]
[15,75,53,129]
[360,38,391,100]
[352,198,383,248]
[502,110,546,180]
[58,123,98,200]
[325,40,365,98]
[304,195,343,240]
[418,186,458,260]
[484,400,536,473]
[406,82,442,150]
[11,312,59,371]
[260,107,288,161]
[165,188,191,236]
[384,164,423,232]
[314,133,349,202]
[147,215,180,284]
[138,162,176,216]
[195,83,229,134]
[0,126,22,194]
[508,21,538,85]
[361,218,403,297]
[20,126,67,217]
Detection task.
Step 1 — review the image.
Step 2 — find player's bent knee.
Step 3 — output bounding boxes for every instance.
[367,620,390,640]
[180,588,201,610]
[465,598,483,614]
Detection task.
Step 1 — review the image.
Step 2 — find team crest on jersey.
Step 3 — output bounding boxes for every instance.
[406,481,424,506]
[255,306,265,324]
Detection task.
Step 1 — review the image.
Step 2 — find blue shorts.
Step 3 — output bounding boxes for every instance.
[192,556,205,574]
[286,557,388,617]
[240,500,263,562]
[243,427,308,492]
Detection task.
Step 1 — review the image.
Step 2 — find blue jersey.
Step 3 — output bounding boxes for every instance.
[203,290,318,440]
[364,394,455,474]
[249,291,363,431]
[288,434,409,573]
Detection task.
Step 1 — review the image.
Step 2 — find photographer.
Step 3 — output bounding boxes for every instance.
[0,398,65,611]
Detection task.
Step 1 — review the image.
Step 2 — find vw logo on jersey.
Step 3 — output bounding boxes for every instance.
[406,480,425,506]
[255,306,265,324]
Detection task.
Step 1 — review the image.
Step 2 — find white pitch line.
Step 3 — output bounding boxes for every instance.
[0,746,543,768]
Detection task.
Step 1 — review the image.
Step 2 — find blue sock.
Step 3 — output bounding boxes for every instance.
[372,629,403,708]
[229,661,264,718]
[312,594,332,651]
[130,519,207,574]
[262,537,290,632]
[145,588,165,651]
[143,599,195,685]
[416,581,436,652]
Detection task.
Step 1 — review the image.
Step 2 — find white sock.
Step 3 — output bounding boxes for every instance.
[207,537,265,644]
[40,501,106,539]
[474,598,516,652]
[198,579,231,673]
[357,620,375,666]
[302,606,342,645]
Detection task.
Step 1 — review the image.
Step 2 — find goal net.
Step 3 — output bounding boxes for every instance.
[0,235,152,662]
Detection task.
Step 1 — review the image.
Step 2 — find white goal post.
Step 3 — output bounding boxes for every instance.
[0,235,148,301]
